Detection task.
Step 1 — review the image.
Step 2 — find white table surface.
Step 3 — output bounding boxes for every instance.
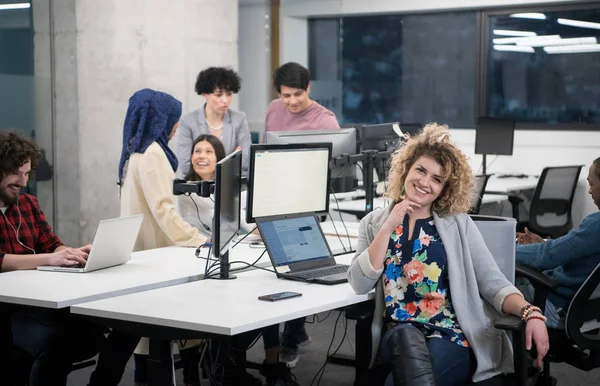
[485,176,538,194]
[0,234,357,309]
[71,254,372,336]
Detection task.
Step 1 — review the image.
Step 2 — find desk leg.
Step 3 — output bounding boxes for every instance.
[148,339,174,386]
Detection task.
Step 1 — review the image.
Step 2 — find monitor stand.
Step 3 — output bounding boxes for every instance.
[208,248,237,280]
[481,154,487,176]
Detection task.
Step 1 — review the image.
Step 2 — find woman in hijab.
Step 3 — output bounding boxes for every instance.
[118,89,207,386]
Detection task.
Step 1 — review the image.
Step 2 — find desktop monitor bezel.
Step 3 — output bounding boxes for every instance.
[474,117,516,156]
[264,128,358,193]
[246,143,332,224]
[213,149,243,258]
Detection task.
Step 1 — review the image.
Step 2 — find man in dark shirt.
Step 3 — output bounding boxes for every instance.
[0,131,139,386]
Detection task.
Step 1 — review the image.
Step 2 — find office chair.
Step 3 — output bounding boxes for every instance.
[514,261,600,386]
[469,174,492,215]
[521,165,583,239]
[343,216,538,386]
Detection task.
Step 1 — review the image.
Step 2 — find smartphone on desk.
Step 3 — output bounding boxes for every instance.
[258,291,302,302]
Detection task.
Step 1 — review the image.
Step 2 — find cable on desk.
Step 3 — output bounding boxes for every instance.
[188,194,212,232]
[328,181,352,253]
[231,226,258,249]
[201,249,274,280]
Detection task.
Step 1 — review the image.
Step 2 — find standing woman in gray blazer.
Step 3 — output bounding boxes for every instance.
[176,67,252,177]
[347,123,549,386]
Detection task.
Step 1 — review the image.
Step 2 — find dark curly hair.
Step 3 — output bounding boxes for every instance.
[194,67,241,95]
[0,131,41,179]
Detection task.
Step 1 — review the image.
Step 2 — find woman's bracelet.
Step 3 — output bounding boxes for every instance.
[525,313,547,323]
[521,305,543,320]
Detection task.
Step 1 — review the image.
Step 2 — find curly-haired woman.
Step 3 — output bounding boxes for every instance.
[176,67,252,177]
[347,123,550,386]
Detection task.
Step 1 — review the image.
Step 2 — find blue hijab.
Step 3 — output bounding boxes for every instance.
[118,89,182,185]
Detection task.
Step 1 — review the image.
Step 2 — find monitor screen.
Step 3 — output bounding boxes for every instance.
[246,143,331,223]
[358,122,421,151]
[265,129,357,193]
[213,150,242,257]
[475,117,515,156]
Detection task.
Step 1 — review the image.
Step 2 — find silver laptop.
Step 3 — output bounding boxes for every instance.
[37,215,143,273]
[256,213,349,285]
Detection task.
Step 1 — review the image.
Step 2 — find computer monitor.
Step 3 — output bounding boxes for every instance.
[265,129,357,193]
[475,117,515,175]
[475,117,515,156]
[246,143,332,223]
[213,150,242,261]
[358,122,421,151]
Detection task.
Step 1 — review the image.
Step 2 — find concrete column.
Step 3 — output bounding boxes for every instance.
[52,0,239,245]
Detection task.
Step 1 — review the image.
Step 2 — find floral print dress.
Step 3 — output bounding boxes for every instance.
[383,215,469,347]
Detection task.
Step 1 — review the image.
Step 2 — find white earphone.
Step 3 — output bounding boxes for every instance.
[1,200,36,254]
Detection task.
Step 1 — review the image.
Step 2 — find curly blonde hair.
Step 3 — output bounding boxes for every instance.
[385,123,474,216]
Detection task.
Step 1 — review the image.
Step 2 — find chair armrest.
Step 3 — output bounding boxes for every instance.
[516,263,559,291]
[495,315,531,386]
[494,315,524,331]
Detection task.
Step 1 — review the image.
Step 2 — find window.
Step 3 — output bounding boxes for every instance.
[484,6,600,127]
[309,11,478,128]
[0,1,55,226]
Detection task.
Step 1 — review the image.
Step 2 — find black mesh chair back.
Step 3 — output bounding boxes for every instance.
[529,165,583,239]
[566,262,600,355]
[469,174,492,214]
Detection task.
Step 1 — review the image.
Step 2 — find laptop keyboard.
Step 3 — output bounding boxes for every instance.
[289,264,349,280]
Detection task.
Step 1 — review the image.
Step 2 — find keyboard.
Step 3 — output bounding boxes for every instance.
[289,265,349,280]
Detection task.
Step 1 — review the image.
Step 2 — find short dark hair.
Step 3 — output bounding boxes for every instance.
[185,134,226,181]
[194,67,241,95]
[593,157,600,179]
[0,131,41,179]
[272,62,310,93]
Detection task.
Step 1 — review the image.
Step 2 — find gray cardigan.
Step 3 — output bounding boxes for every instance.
[176,106,252,178]
[347,205,522,383]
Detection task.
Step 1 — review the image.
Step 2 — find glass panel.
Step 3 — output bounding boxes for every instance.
[309,11,478,128]
[486,7,600,125]
[0,0,54,226]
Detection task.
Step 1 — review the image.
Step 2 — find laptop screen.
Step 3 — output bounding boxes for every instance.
[258,215,331,267]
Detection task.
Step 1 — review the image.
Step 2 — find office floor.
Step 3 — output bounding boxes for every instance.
[68,310,600,385]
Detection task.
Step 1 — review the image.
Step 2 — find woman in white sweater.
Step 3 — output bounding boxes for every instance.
[118,89,208,386]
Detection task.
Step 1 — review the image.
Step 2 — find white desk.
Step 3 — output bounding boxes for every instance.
[0,247,205,308]
[485,176,538,194]
[0,234,356,309]
[71,254,370,336]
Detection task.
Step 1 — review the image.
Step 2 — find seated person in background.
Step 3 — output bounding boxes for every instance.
[516,157,600,329]
[176,66,252,176]
[118,89,208,386]
[177,134,253,236]
[176,134,298,386]
[0,131,140,386]
[348,123,549,386]
[264,62,341,367]
[265,62,340,132]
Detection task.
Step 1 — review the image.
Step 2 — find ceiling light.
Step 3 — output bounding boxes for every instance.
[493,35,560,45]
[510,13,546,20]
[493,45,535,53]
[493,29,537,37]
[544,44,600,54]
[557,18,600,30]
[0,3,30,11]
[517,37,597,47]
